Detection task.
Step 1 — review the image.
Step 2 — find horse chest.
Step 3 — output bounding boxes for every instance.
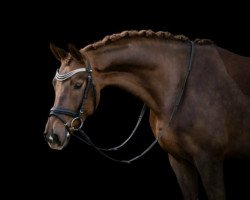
[149,115,193,160]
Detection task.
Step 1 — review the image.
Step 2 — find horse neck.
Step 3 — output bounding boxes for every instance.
[85,39,191,117]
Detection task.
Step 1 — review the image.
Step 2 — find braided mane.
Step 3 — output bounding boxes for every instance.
[83,30,214,51]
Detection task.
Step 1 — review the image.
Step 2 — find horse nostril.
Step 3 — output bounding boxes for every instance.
[46,133,60,144]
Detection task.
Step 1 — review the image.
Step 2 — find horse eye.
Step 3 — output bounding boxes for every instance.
[74,82,82,89]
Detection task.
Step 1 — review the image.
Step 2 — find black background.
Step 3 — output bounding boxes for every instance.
[6,3,250,199]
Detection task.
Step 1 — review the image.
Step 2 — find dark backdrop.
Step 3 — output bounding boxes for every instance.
[6,3,250,200]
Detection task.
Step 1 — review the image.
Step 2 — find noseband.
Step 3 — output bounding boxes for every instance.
[49,64,96,132]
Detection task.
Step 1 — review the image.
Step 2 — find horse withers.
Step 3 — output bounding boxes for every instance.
[44,30,250,200]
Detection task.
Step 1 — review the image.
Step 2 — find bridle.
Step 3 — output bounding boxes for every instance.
[49,64,96,133]
[47,41,195,163]
[48,61,147,162]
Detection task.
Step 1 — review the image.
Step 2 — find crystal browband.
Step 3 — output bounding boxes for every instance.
[55,68,86,81]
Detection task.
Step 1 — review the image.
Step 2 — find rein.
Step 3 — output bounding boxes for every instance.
[76,104,147,152]
[48,41,195,163]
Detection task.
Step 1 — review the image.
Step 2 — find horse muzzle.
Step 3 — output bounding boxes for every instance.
[44,131,71,150]
[44,120,71,150]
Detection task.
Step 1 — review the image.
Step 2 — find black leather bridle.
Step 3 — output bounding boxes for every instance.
[47,41,195,163]
[47,61,147,163]
[49,64,96,133]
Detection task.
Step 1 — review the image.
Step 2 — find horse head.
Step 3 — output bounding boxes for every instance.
[44,43,99,150]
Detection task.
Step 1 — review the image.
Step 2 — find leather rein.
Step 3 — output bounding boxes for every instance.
[48,41,195,163]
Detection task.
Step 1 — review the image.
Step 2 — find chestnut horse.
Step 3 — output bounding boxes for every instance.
[44,30,250,200]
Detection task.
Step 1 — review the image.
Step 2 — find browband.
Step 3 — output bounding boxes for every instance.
[55,68,86,81]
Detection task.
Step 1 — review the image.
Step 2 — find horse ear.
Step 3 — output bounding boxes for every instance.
[68,44,86,63]
[49,43,68,61]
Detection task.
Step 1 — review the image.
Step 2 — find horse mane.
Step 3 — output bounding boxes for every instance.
[83,30,214,51]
